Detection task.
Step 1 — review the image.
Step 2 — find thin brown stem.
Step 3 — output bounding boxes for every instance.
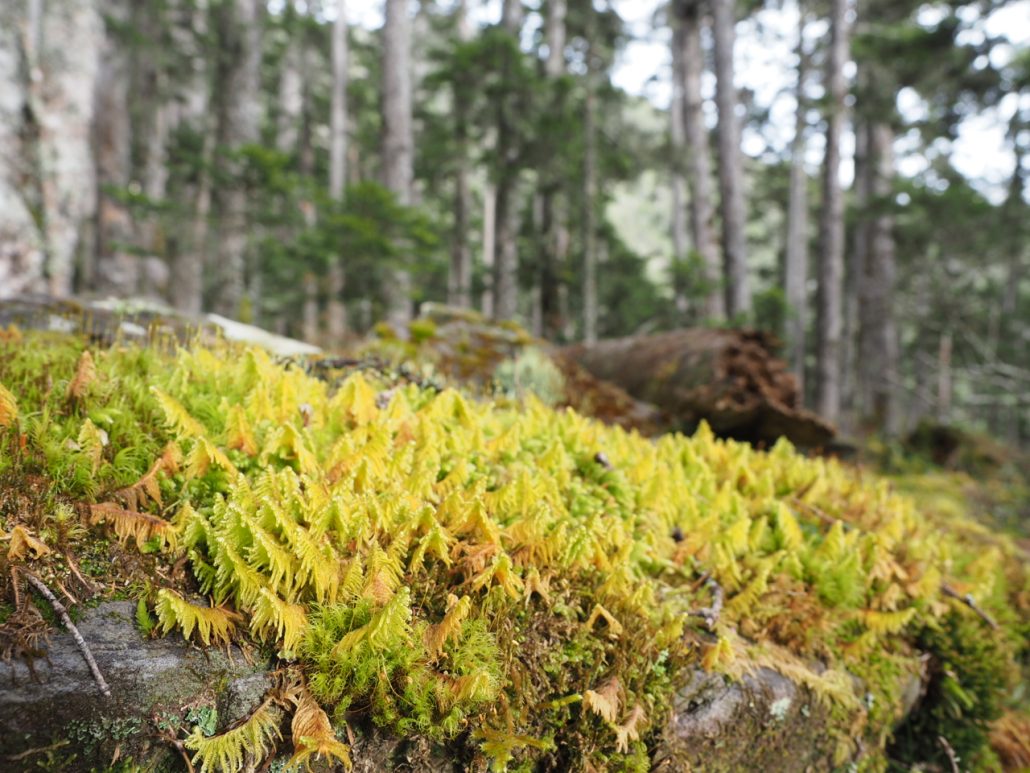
[21,569,112,697]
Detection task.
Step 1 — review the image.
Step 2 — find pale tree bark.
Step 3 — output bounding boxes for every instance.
[784,3,809,395]
[539,0,569,336]
[582,31,599,345]
[277,27,304,156]
[710,0,750,319]
[675,0,723,320]
[669,17,690,318]
[326,0,349,344]
[481,182,496,316]
[815,0,849,425]
[0,1,46,297]
[214,0,263,319]
[382,0,414,327]
[857,121,899,434]
[448,0,474,309]
[93,0,135,297]
[170,0,210,315]
[491,0,524,322]
[12,0,102,297]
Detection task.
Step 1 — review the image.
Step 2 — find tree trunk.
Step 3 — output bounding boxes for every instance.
[491,0,524,322]
[710,0,750,319]
[382,0,414,328]
[815,0,849,425]
[170,0,210,316]
[482,182,496,317]
[539,0,569,337]
[92,1,136,297]
[448,0,474,309]
[784,3,809,397]
[582,33,599,345]
[277,27,304,156]
[560,329,835,447]
[20,0,103,298]
[857,121,899,434]
[0,0,47,297]
[213,0,263,319]
[326,0,349,344]
[670,17,691,318]
[675,0,723,320]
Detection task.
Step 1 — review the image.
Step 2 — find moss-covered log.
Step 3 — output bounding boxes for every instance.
[560,329,835,447]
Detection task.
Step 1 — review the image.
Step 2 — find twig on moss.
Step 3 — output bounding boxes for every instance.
[689,578,724,630]
[941,583,998,629]
[21,570,112,697]
[938,734,960,773]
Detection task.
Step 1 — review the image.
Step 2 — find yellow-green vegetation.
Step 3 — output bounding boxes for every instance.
[1,332,1027,771]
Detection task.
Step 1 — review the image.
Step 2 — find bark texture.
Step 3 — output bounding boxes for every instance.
[710,0,750,319]
[561,329,835,447]
[815,0,849,425]
[0,0,101,298]
[784,5,809,396]
[491,0,524,323]
[674,0,724,320]
[382,0,415,327]
[213,0,263,319]
[327,0,349,343]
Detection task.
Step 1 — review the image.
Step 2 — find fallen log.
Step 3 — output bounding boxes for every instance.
[560,328,835,447]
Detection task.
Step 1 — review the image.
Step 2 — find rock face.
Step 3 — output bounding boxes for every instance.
[655,669,839,772]
[0,602,869,771]
[0,602,266,765]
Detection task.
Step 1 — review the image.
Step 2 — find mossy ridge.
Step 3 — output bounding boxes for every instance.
[0,333,1026,771]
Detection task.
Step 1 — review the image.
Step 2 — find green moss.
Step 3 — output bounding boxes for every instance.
[1,332,1027,771]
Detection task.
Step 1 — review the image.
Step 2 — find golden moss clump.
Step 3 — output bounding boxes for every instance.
[0,333,1027,771]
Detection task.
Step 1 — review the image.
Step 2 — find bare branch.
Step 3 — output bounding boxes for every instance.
[21,570,111,697]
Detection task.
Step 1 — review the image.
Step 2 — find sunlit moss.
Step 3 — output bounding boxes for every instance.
[0,333,1026,771]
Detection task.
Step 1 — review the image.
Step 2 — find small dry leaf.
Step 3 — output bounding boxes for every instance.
[6,525,51,561]
[583,676,622,723]
[615,703,647,752]
[66,350,97,401]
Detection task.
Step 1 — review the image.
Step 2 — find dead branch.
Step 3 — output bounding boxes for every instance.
[21,570,112,697]
[938,734,960,773]
[941,583,998,629]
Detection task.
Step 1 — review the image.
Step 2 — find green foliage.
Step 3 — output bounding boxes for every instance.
[1,333,1027,770]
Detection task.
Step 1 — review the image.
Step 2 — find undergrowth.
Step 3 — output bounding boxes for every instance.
[1,331,1027,771]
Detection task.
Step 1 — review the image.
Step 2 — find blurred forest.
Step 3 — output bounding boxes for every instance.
[0,0,1027,442]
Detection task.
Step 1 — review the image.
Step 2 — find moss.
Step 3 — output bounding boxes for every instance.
[1,332,1027,771]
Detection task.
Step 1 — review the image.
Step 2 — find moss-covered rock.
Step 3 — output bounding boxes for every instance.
[0,332,1026,771]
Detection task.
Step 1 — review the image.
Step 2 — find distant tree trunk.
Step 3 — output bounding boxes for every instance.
[669,17,691,318]
[277,25,304,156]
[326,0,348,343]
[582,29,599,345]
[857,121,899,434]
[302,273,319,344]
[491,0,524,322]
[937,329,952,422]
[482,182,496,316]
[710,0,750,319]
[448,0,474,309]
[815,0,849,425]
[539,0,569,336]
[675,0,723,320]
[93,0,136,297]
[382,0,414,327]
[843,110,868,427]
[170,0,210,315]
[214,0,263,319]
[784,4,809,396]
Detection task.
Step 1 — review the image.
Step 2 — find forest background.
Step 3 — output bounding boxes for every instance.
[0,0,1027,443]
